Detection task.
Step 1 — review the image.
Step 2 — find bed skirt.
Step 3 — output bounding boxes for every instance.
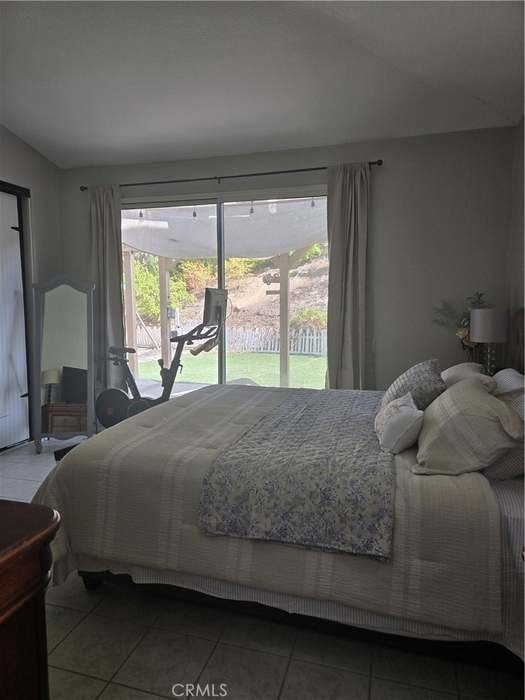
[57,553,523,661]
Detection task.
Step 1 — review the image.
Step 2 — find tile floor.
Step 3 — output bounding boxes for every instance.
[0,439,523,700]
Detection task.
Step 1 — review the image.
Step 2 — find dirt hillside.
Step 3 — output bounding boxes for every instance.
[182,256,328,329]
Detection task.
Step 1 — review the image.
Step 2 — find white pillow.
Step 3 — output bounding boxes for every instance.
[493,368,525,396]
[441,362,496,391]
[375,392,424,454]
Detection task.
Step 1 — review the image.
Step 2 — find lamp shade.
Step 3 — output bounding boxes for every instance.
[42,368,60,386]
[470,309,507,343]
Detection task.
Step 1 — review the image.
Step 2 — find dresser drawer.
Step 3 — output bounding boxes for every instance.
[50,415,85,433]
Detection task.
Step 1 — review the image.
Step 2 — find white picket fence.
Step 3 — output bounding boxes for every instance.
[226,326,327,355]
[136,322,327,356]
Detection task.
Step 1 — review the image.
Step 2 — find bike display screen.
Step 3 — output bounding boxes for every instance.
[202,288,228,326]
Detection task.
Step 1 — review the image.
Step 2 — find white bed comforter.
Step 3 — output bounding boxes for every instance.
[34,384,502,635]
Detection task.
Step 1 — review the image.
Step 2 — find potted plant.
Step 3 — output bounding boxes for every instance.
[433,292,487,361]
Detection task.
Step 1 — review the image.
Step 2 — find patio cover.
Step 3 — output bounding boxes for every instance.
[122,198,326,259]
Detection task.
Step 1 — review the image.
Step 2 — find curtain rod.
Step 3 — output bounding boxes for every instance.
[79,160,383,192]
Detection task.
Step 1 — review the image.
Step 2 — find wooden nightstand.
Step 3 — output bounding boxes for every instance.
[0,500,60,699]
[42,403,87,435]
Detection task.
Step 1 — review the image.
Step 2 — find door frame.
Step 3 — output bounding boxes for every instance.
[0,180,32,449]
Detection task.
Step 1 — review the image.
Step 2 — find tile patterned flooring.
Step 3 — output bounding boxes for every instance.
[0,440,523,700]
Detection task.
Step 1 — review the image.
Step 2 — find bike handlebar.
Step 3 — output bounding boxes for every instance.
[107,325,219,366]
[169,323,219,344]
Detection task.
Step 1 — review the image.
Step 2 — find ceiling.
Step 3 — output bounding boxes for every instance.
[0,1,523,169]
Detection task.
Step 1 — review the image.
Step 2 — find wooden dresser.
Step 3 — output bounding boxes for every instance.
[0,500,60,700]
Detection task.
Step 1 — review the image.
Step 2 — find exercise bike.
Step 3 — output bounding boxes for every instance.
[95,288,227,428]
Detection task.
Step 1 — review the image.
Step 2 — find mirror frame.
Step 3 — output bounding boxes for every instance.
[32,275,95,453]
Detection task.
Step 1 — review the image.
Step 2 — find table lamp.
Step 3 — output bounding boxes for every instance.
[469,309,507,375]
[42,368,60,404]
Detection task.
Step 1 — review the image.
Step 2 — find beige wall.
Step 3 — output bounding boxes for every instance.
[507,120,524,312]
[0,124,62,283]
[61,126,515,388]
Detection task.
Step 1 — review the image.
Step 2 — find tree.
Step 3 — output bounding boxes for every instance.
[133,254,194,323]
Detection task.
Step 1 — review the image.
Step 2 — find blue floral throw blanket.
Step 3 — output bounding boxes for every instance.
[200,388,394,558]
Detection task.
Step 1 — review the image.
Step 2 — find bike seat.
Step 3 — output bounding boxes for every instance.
[109,345,136,355]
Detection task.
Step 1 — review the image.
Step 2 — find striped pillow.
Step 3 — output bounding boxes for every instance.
[415,378,523,476]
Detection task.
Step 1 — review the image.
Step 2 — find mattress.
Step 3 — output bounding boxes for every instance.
[33,385,518,653]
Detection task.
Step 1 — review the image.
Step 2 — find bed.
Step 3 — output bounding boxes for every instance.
[33,382,524,660]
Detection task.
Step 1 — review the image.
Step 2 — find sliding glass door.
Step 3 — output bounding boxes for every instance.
[121,202,218,396]
[120,193,328,396]
[223,196,328,389]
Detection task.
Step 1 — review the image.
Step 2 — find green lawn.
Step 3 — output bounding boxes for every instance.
[139,352,326,389]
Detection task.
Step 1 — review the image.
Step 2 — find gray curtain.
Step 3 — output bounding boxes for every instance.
[326,164,370,389]
[91,185,125,391]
